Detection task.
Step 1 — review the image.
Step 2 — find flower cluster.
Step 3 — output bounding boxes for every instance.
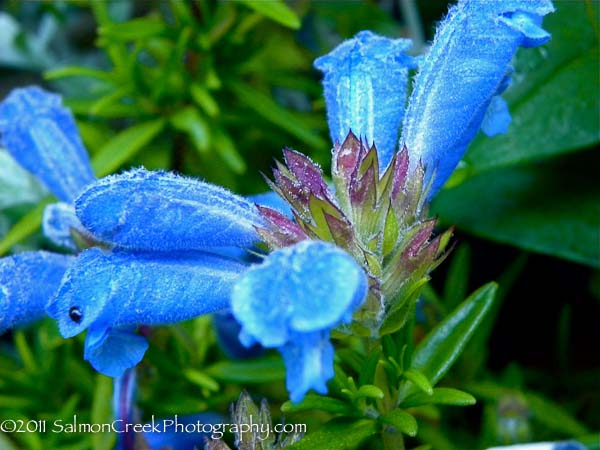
[0,0,554,404]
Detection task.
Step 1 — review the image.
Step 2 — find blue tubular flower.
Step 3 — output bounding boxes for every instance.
[0,86,95,202]
[113,368,137,450]
[75,168,263,251]
[231,240,368,402]
[42,202,86,251]
[314,31,416,170]
[213,312,264,359]
[113,368,226,450]
[0,252,73,333]
[46,247,246,376]
[401,0,554,194]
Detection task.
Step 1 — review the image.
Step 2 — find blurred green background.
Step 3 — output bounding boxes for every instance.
[0,1,598,449]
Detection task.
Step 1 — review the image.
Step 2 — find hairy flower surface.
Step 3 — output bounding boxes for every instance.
[0,0,555,405]
[315,0,554,195]
[0,86,95,202]
[76,168,262,250]
[0,86,95,333]
[231,240,367,402]
[0,252,73,333]
[314,30,416,170]
[401,0,554,194]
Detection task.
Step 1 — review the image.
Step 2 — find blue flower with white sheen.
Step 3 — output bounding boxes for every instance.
[0,86,96,336]
[0,86,95,203]
[75,168,262,251]
[0,86,97,251]
[46,247,247,376]
[315,0,554,195]
[314,30,416,171]
[0,252,73,333]
[231,240,368,402]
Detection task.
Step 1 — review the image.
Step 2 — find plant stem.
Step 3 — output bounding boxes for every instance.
[382,427,406,450]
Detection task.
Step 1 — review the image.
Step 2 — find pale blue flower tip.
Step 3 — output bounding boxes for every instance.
[42,202,83,250]
[314,30,416,169]
[231,240,368,348]
[0,85,95,202]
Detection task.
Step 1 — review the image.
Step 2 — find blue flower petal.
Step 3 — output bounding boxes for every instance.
[75,168,263,250]
[231,240,367,347]
[280,330,334,403]
[213,312,264,359]
[314,30,416,170]
[46,247,246,339]
[84,324,148,377]
[0,86,95,202]
[42,202,84,250]
[481,96,512,137]
[0,251,72,333]
[401,0,554,195]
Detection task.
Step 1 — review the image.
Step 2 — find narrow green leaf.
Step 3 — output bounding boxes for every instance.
[238,0,301,29]
[205,357,285,384]
[89,1,128,70]
[403,283,497,398]
[213,128,247,174]
[65,99,141,119]
[465,1,600,173]
[379,409,418,437]
[281,395,355,416]
[402,387,476,408]
[0,396,37,409]
[99,17,166,41]
[356,385,384,400]
[91,375,115,450]
[287,419,378,450]
[183,369,219,392]
[91,119,166,176]
[0,200,51,256]
[44,66,116,83]
[14,331,37,373]
[359,350,381,386]
[403,369,433,396]
[89,85,134,116]
[191,83,220,117]
[231,82,327,150]
[170,107,211,154]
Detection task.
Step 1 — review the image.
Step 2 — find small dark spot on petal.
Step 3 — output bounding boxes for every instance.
[69,306,83,324]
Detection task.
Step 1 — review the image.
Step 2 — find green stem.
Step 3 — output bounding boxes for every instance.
[382,427,406,450]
